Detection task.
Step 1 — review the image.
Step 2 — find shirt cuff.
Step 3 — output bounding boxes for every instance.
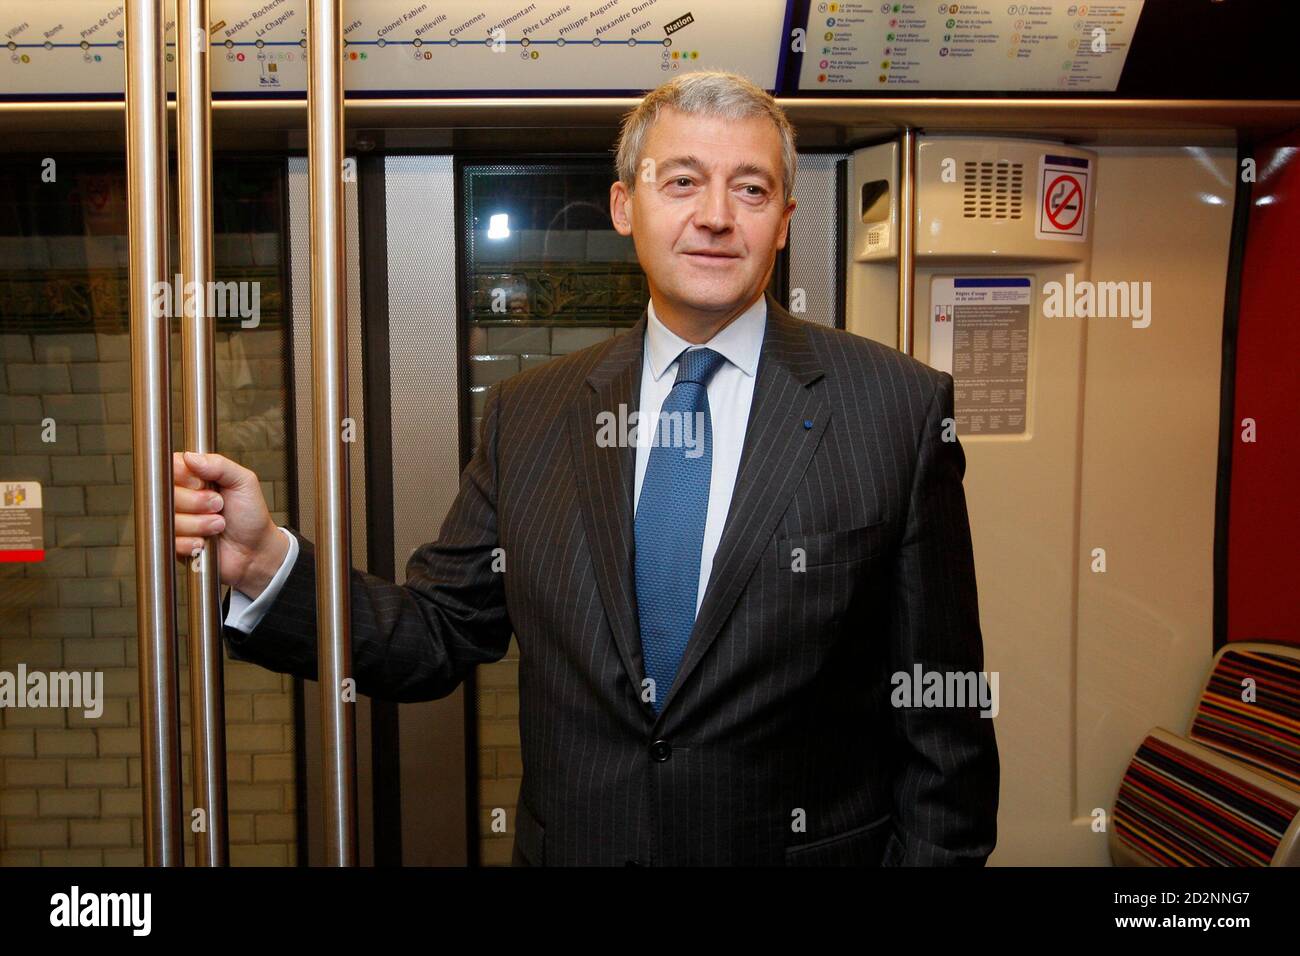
[224,526,299,634]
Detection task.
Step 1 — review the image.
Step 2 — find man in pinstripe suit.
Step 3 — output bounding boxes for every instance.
[174,71,998,865]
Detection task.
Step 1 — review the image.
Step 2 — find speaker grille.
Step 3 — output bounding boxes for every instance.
[962,160,1024,220]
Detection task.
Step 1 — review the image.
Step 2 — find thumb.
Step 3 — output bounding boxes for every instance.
[183,451,244,489]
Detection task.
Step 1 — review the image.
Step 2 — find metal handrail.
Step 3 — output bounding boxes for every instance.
[177,0,229,867]
[897,128,917,356]
[126,0,183,867]
[308,0,359,866]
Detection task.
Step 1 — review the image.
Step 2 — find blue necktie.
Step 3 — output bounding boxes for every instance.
[635,346,728,715]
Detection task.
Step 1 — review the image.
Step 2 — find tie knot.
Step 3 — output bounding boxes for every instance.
[673,347,727,387]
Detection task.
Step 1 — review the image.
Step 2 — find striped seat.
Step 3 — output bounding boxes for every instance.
[1112,729,1300,866]
[1111,643,1300,867]
[1188,645,1300,791]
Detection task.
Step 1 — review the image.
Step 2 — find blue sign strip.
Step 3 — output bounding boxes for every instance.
[954,278,1032,288]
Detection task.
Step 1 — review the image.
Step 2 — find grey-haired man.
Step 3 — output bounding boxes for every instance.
[174,70,998,866]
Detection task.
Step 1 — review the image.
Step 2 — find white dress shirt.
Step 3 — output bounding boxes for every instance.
[224,525,299,633]
[635,295,764,615]
[224,294,765,632]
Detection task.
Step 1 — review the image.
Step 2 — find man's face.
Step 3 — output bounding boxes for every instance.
[611,106,795,325]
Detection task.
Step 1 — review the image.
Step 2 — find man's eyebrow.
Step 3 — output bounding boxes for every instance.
[732,162,777,188]
[658,155,777,188]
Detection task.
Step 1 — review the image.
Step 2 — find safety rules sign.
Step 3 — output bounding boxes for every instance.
[1036,153,1091,242]
[0,480,44,563]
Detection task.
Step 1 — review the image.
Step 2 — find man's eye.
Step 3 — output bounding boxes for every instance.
[672,177,693,187]
[743,185,765,196]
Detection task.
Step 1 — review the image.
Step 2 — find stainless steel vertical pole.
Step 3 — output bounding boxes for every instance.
[307,0,359,865]
[126,0,183,865]
[177,0,229,867]
[897,127,918,356]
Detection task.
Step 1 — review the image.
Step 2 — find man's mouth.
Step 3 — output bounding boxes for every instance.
[682,250,740,260]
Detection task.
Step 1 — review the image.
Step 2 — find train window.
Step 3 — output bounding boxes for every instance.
[461,163,645,449]
[0,157,296,866]
[460,160,788,446]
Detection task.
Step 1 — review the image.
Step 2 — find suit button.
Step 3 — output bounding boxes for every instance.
[649,739,672,761]
[625,859,644,866]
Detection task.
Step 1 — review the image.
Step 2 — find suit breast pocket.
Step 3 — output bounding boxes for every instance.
[776,521,888,570]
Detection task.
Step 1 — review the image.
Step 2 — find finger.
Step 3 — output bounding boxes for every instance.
[176,538,206,561]
[173,451,205,491]
[174,485,223,515]
[175,513,225,537]
[183,451,246,490]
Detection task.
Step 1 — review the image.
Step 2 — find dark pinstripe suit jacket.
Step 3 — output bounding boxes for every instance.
[223,291,999,866]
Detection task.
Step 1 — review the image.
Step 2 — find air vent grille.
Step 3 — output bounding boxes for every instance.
[962,160,1024,220]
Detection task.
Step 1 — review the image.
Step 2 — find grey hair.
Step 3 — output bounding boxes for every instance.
[614,70,797,205]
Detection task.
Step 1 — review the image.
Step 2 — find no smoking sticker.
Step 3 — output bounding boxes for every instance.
[1036,153,1091,242]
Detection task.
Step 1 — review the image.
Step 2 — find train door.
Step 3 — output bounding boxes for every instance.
[0,155,303,864]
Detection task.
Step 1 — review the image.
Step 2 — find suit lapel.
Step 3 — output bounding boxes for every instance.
[567,309,651,720]
[653,294,829,722]
[566,295,830,725]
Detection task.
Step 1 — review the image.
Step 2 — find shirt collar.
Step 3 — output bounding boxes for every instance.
[644,294,766,383]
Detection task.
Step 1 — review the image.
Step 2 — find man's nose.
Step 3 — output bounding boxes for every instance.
[692,181,735,231]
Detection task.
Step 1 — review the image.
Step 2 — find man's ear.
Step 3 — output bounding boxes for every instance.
[610,181,634,237]
[775,197,796,251]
